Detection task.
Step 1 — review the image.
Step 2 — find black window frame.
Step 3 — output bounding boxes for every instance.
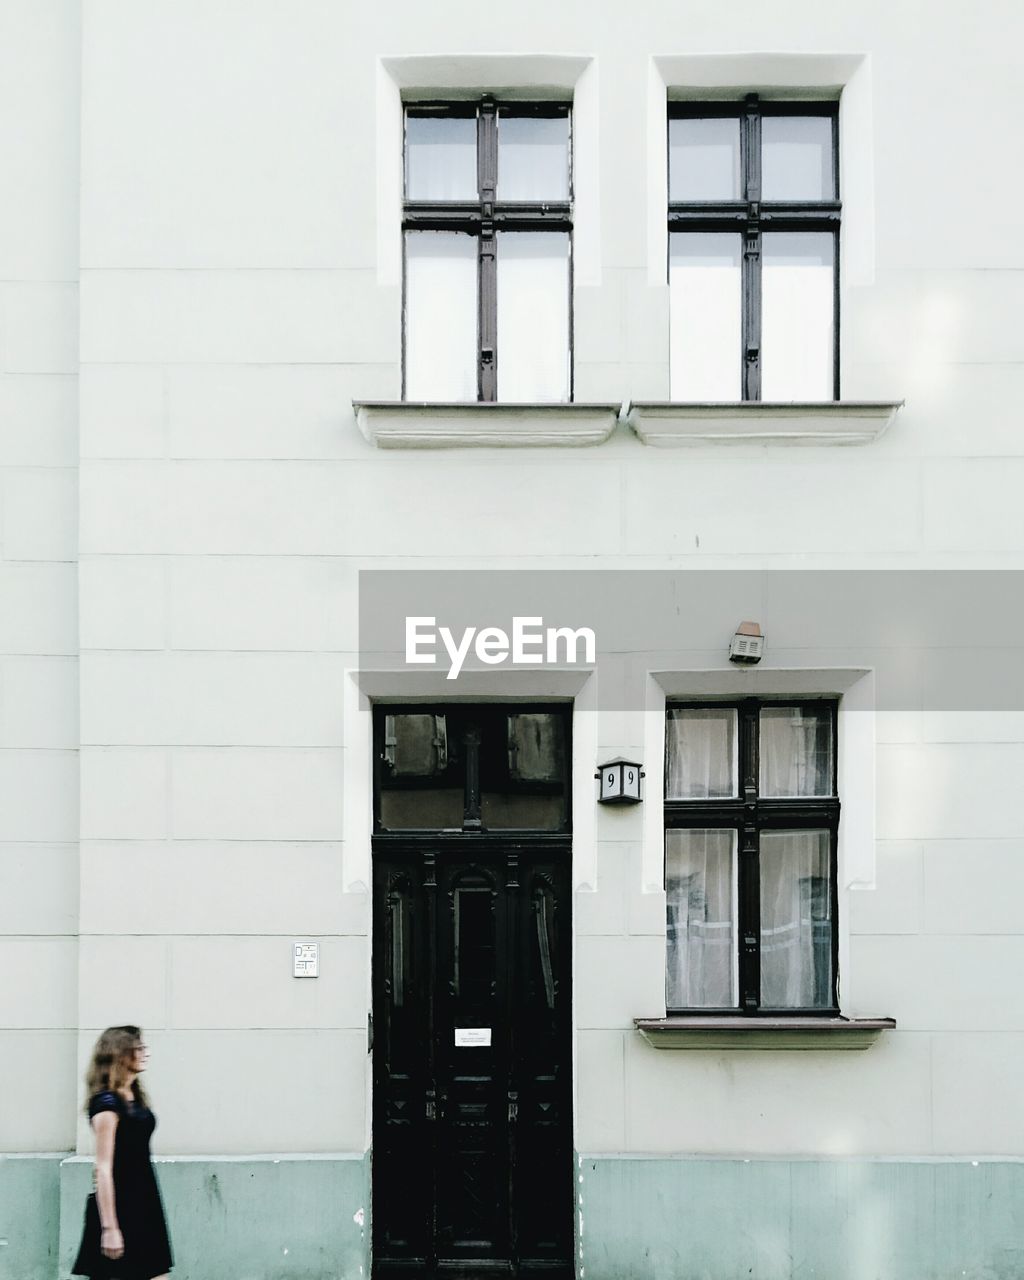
[402,98,574,403]
[373,702,573,837]
[664,698,840,1015]
[667,94,841,401]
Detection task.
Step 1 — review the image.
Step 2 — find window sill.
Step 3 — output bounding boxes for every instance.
[634,1015,896,1050]
[354,401,622,449]
[627,400,903,447]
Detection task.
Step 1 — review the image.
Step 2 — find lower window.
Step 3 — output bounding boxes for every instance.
[664,700,839,1013]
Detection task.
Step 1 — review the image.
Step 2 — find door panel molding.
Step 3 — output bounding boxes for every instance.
[372,840,573,1279]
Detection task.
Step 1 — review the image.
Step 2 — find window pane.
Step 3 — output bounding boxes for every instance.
[380,788,464,830]
[480,792,565,829]
[760,706,834,797]
[669,117,741,201]
[482,711,567,830]
[498,113,569,201]
[666,708,738,799]
[404,231,478,401]
[405,114,477,200]
[496,232,569,402]
[379,712,463,829]
[761,232,834,401]
[383,713,448,777]
[666,829,737,1008]
[669,233,742,400]
[760,830,833,1008]
[762,116,834,201]
[507,713,564,782]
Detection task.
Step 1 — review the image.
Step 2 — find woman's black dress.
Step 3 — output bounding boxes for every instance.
[72,1091,173,1279]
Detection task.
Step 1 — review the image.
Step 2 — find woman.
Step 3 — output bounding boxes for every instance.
[72,1026,173,1280]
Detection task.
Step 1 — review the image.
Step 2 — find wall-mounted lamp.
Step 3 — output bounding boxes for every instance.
[596,758,644,805]
[729,620,764,665]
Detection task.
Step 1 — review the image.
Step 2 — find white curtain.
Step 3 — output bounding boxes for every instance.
[666,829,736,1008]
[404,231,478,401]
[495,232,570,402]
[760,231,835,401]
[759,830,832,1008]
[759,706,833,797]
[404,115,478,201]
[669,232,743,401]
[666,708,737,799]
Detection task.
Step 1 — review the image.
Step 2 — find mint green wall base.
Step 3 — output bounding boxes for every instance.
[579,1156,1024,1280]
[58,1154,370,1280]
[0,1156,63,1280]
[12,1151,1023,1279]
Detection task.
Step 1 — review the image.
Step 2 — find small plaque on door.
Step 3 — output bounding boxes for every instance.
[454,1027,491,1048]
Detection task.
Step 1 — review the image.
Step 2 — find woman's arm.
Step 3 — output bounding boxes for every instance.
[92,1110,124,1260]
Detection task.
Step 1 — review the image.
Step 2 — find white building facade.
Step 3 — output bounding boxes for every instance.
[2,2,1024,1277]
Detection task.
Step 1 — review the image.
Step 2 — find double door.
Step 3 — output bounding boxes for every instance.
[372,843,573,1278]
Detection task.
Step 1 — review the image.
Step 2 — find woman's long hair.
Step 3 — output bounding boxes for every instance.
[83,1025,150,1112]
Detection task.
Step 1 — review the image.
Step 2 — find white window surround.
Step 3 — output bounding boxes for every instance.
[634,1014,895,1050]
[342,667,598,895]
[370,54,892,443]
[641,667,877,1019]
[375,54,600,289]
[353,399,622,448]
[627,399,903,446]
[352,398,902,448]
[647,53,875,291]
[650,53,888,428]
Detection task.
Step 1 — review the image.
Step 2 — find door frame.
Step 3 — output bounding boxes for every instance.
[369,701,577,1279]
[340,671,597,908]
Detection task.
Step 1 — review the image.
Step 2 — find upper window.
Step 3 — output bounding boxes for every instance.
[402,99,573,403]
[668,95,840,402]
[374,704,571,833]
[664,700,839,1014]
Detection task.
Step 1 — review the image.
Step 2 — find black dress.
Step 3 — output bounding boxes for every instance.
[72,1091,173,1280]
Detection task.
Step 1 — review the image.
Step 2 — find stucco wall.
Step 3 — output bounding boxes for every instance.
[0,0,80,1154]
[70,0,1024,1164]
[2,4,1023,1267]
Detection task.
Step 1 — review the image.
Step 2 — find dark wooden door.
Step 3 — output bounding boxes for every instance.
[372,843,573,1279]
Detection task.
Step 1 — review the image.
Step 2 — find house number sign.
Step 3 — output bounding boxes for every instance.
[596,757,644,804]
